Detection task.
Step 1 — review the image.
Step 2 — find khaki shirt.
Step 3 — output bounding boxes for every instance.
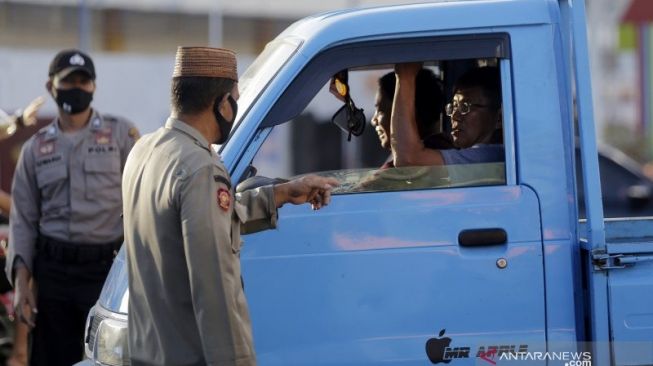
[6,110,139,279]
[124,118,277,366]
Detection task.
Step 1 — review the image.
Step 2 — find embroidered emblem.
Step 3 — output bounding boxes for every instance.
[69,53,85,66]
[95,128,112,145]
[46,125,56,137]
[38,140,55,156]
[217,188,231,211]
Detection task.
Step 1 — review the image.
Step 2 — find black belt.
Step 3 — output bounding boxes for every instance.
[37,236,122,264]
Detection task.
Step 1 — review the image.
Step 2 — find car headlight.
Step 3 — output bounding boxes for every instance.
[84,304,130,365]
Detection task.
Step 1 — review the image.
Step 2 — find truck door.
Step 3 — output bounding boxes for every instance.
[231,36,548,365]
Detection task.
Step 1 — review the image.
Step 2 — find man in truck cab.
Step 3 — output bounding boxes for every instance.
[391,63,503,167]
[371,68,453,169]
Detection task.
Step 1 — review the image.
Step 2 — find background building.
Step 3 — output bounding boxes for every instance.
[0,0,645,187]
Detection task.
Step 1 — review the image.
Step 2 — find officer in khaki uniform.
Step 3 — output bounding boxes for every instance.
[7,49,139,366]
[123,47,338,366]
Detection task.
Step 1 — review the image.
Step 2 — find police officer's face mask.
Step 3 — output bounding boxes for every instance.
[54,88,93,115]
[213,95,238,145]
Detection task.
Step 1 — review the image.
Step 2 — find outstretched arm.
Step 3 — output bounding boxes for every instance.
[274,175,339,210]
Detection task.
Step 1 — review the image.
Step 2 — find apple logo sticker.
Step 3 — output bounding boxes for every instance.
[426,328,452,364]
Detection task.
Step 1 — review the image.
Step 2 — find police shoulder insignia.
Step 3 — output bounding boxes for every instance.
[128,127,140,140]
[217,188,231,211]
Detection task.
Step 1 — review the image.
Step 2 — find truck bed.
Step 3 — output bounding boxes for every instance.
[580,217,653,247]
[580,217,653,366]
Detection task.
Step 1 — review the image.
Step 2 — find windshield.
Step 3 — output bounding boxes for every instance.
[224,37,302,146]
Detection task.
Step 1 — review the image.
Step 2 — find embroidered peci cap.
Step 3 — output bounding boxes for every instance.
[48,49,96,80]
[172,46,238,80]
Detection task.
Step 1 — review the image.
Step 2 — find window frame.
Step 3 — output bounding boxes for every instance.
[236,33,517,188]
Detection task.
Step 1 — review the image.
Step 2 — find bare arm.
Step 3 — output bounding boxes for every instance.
[8,143,40,327]
[273,175,339,210]
[391,63,444,167]
[13,266,36,328]
[0,189,10,215]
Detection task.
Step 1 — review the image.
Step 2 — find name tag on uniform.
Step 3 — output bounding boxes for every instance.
[88,145,117,154]
[36,154,63,167]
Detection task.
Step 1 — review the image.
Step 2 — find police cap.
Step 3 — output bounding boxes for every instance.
[48,49,96,80]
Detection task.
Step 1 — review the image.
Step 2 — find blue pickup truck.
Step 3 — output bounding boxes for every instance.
[79,1,653,365]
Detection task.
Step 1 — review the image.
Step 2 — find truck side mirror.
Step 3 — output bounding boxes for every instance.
[331,101,366,141]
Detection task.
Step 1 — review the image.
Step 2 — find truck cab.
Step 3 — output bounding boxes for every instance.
[80,1,653,365]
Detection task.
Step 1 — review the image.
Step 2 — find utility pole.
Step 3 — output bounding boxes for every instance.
[209,2,224,47]
[78,0,91,51]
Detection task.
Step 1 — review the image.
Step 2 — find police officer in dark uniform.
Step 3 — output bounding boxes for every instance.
[6,49,139,366]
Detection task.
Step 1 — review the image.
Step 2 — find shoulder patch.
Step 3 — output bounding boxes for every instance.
[217,188,231,211]
[103,115,118,123]
[36,123,58,141]
[37,123,55,135]
[128,127,140,140]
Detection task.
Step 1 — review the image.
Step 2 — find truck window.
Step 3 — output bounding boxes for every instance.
[242,34,514,194]
[250,60,508,194]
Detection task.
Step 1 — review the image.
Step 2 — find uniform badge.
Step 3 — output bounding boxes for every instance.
[217,188,231,211]
[38,139,55,156]
[95,128,112,145]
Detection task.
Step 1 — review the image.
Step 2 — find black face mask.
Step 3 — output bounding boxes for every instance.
[54,88,93,115]
[213,95,238,144]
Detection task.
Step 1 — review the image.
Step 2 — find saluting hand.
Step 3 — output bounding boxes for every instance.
[21,96,45,127]
[274,175,339,210]
[394,62,422,80]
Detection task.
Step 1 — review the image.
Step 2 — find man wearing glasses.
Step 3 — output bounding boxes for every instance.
[390,63,503,167]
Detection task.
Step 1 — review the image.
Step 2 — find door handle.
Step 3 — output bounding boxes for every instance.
[458,228,507,247]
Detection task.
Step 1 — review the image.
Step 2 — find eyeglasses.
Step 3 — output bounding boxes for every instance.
[445,101,490,116]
